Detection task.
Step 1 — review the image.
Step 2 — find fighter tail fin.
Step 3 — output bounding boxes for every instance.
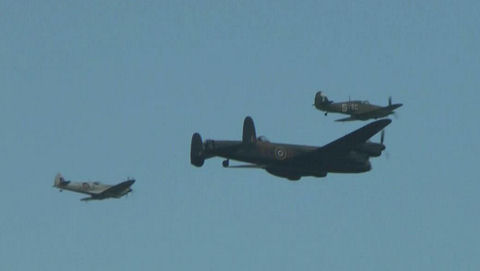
[242,116,256,145]
[54,173,69,187]
[314,91,331,107]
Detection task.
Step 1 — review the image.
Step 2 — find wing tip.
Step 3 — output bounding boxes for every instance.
[369,118,392,130]
[378,118,392,125]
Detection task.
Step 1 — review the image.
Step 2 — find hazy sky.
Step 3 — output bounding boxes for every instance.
[1,1,479,270]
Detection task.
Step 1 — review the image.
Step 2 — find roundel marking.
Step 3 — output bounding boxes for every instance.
[274,147,287,160]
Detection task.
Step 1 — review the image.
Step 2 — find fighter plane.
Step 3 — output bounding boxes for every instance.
[53,173,135,201]
[314,91,403,121]
[190,116,391,181]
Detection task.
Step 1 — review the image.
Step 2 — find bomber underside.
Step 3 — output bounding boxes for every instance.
[215,152,371,181]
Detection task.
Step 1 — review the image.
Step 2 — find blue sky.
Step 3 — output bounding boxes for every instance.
[1,1,479,270]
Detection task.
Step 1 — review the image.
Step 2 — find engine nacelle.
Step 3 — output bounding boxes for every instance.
[355,142,385,157]
[266,167,301,181]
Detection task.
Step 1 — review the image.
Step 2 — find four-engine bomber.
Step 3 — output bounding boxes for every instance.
[191,116,391,181]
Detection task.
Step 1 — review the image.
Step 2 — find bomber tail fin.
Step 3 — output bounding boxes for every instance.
[190,133,205,167]
[242,116,257,145]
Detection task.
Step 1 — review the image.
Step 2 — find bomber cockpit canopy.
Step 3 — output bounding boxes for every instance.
[258,136,270,142]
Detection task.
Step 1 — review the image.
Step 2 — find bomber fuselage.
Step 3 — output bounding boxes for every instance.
[202,139,377,180]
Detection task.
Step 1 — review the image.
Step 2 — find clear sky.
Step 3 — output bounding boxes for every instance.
[1,1,479,270]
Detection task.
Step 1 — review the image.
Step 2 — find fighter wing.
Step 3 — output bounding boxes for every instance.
[97,180,135,198]
[349,105,400,120]
[335,116,358,122]
[288,119,391,162]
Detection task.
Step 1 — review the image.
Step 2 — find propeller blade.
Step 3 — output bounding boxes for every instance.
[380,130,390,159]
[388,96,392,106]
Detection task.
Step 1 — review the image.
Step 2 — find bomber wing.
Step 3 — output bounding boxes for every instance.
[319,119,391,156]
[288,119,391,163]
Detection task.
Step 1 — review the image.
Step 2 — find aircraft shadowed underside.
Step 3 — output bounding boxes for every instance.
[191,116,391,181]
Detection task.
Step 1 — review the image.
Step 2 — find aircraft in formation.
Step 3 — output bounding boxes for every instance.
[53,173,135,201]
[314,91,403,122]
[54,90,402,198]
[191,116,391,181]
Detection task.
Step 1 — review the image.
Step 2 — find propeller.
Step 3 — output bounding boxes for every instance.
[126,176,135,182]
[380,130,391,159]
[387,97,400,119]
